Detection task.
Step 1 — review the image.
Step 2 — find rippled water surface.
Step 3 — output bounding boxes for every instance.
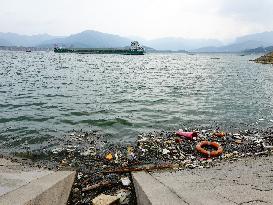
[1,51,273,148]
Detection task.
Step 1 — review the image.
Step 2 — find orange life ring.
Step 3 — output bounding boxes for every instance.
[196,141,223,157]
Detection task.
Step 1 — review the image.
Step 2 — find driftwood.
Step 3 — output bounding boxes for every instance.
[82,180,112,192]
[82,164,178,192]
[103,163,177,174]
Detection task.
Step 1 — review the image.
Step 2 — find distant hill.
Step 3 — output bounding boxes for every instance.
[194,40,267,53]
[254,51,273,64]
[39,30,132,48]
[144,37,222,51]
[1,30,273,52]
[0,30,222,50]
[0,32,57,47]
[0,38,10,46]
[235,31,273,45]
[194,31,273,53]
[244,46,273,53]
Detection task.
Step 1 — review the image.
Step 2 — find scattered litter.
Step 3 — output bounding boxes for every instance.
[82,180,112,192]
[12,128,273,205]
[121,177,131,186]
[162,148,170,155]
[176,130,197,140]
[106,153,113,161]
[213,132,225,137]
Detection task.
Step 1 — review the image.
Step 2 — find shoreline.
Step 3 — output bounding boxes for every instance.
[254,51,273,64]
[1,128,273,204]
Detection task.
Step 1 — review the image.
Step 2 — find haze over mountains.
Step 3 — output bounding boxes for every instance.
[1,30,273,52]
[194,31,273,52]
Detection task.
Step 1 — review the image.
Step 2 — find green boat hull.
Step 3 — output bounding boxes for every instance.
[54,48,144,55]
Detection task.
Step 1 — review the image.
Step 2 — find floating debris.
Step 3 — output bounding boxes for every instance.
[9,128,273,204]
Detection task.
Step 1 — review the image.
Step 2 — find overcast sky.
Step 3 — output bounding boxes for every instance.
[1,0,273,41]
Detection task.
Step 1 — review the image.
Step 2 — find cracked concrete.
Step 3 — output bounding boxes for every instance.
[133,156,273,205]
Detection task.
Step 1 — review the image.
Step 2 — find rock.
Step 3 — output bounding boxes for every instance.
[77,172,83,179]
[233,133,241,139]
[224,153,234,159]
[235,140,242,144]
[73,188,79,193]
[80,146,96,156]
[61,159,68,166]
[114,152,119,163]
[185,164,196,169]
[254,52,273,64]
[116,189,131,204]
[179,154,185,160]
[92,194,119,205]
[51,147,63,154]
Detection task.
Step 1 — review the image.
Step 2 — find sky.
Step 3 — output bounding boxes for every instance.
[0,0,273,42]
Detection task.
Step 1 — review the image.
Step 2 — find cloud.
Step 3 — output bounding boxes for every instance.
[0,0,272,41]
[216,0,273,29]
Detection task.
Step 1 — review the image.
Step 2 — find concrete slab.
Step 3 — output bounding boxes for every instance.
[133,156,273,205]
[0,158,76,205]
[132,171,188,205]
[0,158,53,196]
[0,171,75,205]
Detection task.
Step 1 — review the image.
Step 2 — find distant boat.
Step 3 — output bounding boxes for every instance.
[26,50,31,52]
[211,57,220,59]
[54,41,145,55]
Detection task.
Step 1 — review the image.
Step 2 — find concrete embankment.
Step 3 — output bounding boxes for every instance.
[0,158,75,205]
[133,156,273,205]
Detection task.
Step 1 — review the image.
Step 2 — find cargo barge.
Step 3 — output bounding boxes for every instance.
[54,41,144,55]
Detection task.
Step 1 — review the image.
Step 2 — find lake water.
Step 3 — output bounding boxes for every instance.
[1,51,273,150]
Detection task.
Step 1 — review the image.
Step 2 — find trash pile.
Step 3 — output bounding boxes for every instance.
[12,128,273,205]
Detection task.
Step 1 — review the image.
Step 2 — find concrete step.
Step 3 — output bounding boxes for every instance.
[0,158,53,197]
[0,171,75,205]
[132,156,273,205]
[0,158,75,205]
[132,171,188,205]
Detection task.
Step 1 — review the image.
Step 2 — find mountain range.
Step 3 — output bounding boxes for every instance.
[193,31,273,52]
[0,33,58,47]
[0,30,273,52]
[244,46,273,53]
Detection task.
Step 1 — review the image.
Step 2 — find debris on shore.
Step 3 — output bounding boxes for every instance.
[253,52,273,64]
[9,128,273,204]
